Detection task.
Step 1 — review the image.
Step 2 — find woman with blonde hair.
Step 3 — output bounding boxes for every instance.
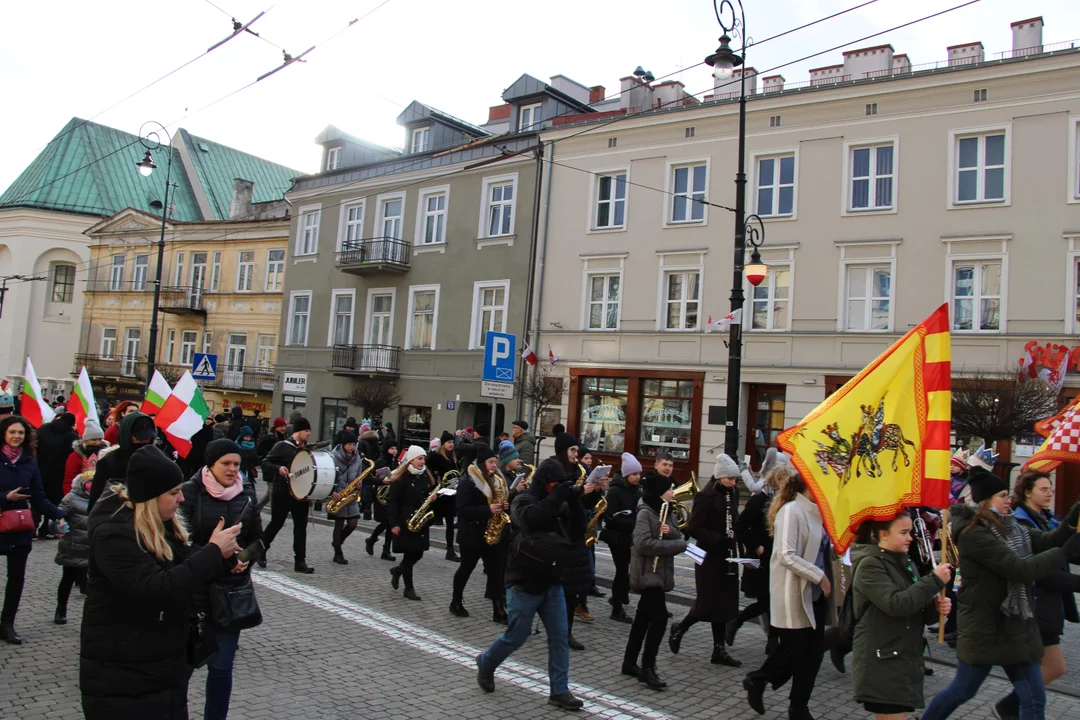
[80,445,242,720]
[387,446,436,600]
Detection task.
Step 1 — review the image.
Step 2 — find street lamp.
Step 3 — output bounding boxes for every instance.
[707,0,768,461]
[135,121,174,390]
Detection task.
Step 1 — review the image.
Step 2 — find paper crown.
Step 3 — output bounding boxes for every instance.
[951,448,970,473]
[967,445,999,471]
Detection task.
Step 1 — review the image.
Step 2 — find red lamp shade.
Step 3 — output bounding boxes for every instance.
[745,261,768,286]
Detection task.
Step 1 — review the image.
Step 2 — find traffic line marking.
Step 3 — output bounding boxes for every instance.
[254,571,672,720]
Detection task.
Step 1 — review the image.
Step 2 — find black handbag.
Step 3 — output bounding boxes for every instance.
[513,530,572,584]
[209,578,262,632]
[188,611,218,668]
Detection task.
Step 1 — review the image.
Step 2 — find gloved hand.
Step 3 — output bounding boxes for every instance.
[552,481,576,502]
[1062,532,1080,563]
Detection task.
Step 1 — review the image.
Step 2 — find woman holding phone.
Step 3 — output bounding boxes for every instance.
[180,438,263,720]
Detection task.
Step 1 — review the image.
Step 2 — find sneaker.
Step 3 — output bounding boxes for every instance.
[548,692,584,711]
[574,605,594,623]
[993,698,1019,720]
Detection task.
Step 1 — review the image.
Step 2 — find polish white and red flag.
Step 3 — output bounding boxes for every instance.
[548,345,559,369]
[1018,346,1039,383]
[706,309,742,333]
[521,343,538,366]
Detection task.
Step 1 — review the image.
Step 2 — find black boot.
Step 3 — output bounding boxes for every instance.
[476,654,495,693]
[450,599,469,617]
[257,548,267,568]
[332,544,347,565]
[743,676,765,716]
[668,622,685,654]
[788,708,816,720]
[0,622,22,645]
[830,644,847,673]
[54,607,67,625]
[711,644,742,667]
[724,619,740,646]
[620,662,640,677]
[639,667,667,690]
[390,566,401,590]
[548,693,584,711]
[294,561,314,574]
[567,633,584,651]
[381,545,396,562]
[492,599,508,625]
[445,548,460,563]
[365,536,376,556]
[403,588,421,601]
[610,604,632,624]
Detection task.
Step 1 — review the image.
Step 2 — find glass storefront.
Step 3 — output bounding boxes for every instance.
[400,405,432,448]
[320,397,349,443]
[639,379,694,461]
[579,377,628,453]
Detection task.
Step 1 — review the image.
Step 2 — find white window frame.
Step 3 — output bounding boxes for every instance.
[265,249,285,292]
[665,159,709,226]
[174,251,184,286]
[337,198,366,252]
[109,255,125,291]
[469,280,511,350]
[235,250,255,293]
[655,251,706,332]
[410,127,430,153]
[414,185,450,247]
[203,331,213,354]
[256,334,275,370]
[842,263,894,332]
[478,173,518,242]
[750,149,799,220]
[1068,117,1080,205]
[588,168,629,233]
[841,137,899,216]
[287,290,313,347]
[660,270,702,332]
[180,330,197,366]
[295,204,321,257]
[944,237,1009,334]
[405,284,440,350]
[100,327,117,359]
[166,329,175,364]
[746,264,794,332]
[1067,237,1080,335]
[210,251,221,292]
[133,254,149,291]
[363,287,397,348]
[375,191,406,241]
[519,103,542,131]
[327,288,356,346]
[947,124,1012,209]
[582,272,622,331]
[326,146,342,171]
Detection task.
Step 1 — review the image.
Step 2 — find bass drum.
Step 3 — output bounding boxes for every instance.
[289,450,336,502]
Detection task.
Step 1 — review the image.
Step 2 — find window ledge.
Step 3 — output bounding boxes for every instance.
[843,206,897,217]
[43,315,73,324]
[476,235,516,249]
[664,220,706,228]
[759,214,797,222]
[293,255,318,264]
[949,199,1008,209]
[414,244,446,255]
[587,226,627,235]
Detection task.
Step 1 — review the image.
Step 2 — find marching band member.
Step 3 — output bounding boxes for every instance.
[428,431,461,563]
[550,433,599,651]
[668,453,742,667]
[386,446,435,601]
[328,431,363,565]
[451,445,510,623]
[364,439,399,561]
[259,418,313,574]
[603,453,642,623]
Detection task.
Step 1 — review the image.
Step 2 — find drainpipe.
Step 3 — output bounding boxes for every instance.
[527,141,555,436]
[518,142,545,423]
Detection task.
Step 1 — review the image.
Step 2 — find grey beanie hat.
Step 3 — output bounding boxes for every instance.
[713,453,741,479]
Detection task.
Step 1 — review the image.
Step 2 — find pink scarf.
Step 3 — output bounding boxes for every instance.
[202,466,243,501]
[2,445,21,463]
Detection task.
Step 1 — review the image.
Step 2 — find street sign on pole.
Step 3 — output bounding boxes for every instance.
[192,353,218,381]
[480,381,514,400]
[482,331,516,383]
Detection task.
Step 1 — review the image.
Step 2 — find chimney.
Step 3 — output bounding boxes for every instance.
[762,74,785,93]
[842,44,894,80]
[1011,16,1043,56]
[589,85,606,103]
[733,67,758,95]
[947,42,984,67]
[229,178,254,220]
[488,104,511,122]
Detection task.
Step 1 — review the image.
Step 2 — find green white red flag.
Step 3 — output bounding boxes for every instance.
[154,371,209,458]
[141,370,172,416]
[20,357,55,428]
[70,367,97,435]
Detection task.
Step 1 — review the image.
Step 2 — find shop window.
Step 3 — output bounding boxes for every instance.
[578,377,628,454]
[639,379,694,461]
[399,406,432,449]
[320,397,350,443]
[282,396,306,429]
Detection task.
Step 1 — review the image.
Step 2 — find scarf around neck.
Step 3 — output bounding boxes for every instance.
[988,511,1035,620]
[2,445,21,463]
[202,466,243,501]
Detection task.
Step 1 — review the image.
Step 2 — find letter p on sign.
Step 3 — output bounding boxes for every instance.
[493,337,510,363]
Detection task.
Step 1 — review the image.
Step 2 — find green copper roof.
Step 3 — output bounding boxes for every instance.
[178,129,300,221]
[0,118,203,220]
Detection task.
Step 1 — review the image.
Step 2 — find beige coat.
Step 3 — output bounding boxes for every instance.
[769,493,830,629]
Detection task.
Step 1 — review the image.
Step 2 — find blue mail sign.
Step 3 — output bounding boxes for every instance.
[482,331,516,383]
[192,353,218,381]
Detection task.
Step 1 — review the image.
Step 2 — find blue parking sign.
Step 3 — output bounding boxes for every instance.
[482,332,516,383]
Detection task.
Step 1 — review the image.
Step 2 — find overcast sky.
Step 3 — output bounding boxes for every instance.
[2,0,1078,192]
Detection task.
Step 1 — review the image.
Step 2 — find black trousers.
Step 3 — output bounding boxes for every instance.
[444,515,456,550]
[565,590,587,633]
[737,599,769,626]
[453,545,504,602]
[399,550,423,591]
[333,518,358,549]
[747,597,827,712]
[263,487,309,563]
[56,566,87,611]
[1,548,30,624]
[624,587,668,669]
[609,545,631,607]
[369,521,392,550]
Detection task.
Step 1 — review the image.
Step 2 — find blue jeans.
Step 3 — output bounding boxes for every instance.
[205,630,241,720]
[922,660,1045,720]
[479,585,569,695]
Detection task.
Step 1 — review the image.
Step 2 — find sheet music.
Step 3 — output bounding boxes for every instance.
[436,488,457,497]
[585,465,612,485]
[685,544,707,566]
[726,558,760,568]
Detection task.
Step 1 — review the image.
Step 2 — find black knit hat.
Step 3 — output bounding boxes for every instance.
[292,417,311,432]
[642,471,674,499]
[440,430,454,444]
[967,467,1009,503]
[476,444,497,465]
[512,420,528,431]
[340,431,358,446]
[205,439,242,468]
[126,445,184,503]
[554,432,579,457]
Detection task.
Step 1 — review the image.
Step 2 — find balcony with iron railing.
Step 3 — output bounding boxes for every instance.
[73,353,147,380]
[158,285,207,315]
[336,237,411,276]
[205,365,277,392]
[330,344,401,375]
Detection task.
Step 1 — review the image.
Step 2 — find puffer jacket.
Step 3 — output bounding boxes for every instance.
[850,543,945,710]
[64,439,107,496]
[630,501,686,592]
[55,481,92,568]
[599,474,639,549]
[327,445,364,520]
[1011,505,1080,636]
[950,502,1074,666]
[89,412,148,511]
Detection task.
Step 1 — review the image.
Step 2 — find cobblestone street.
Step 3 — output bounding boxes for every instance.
[3,511,1080,720]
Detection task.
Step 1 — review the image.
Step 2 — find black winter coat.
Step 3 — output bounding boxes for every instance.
[386,468,434,553]
[182,424,215,479]
[0,449,63,554]
[56,483,91,568]
[256,430,284,459]
[357,430,382,463]
[80,491,223,720]
[428,447,459,521]
[366,452,399,522]
[456,464,501,550]
[735,490,773,599]
[36,417,78,502]
[1012,505,1080,636]
[261,438,302,493]
[89,412,147,512]
[600,474,640,550]
[686,478,740,622]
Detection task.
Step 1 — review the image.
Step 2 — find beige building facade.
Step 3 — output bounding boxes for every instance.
[536,18,1080,481]
[78,209,289,417]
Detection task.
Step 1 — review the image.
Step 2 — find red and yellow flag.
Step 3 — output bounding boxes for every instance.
[1022,395,1080,473]
[778,304,952,552]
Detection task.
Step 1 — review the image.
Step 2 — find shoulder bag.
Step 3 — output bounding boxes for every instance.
[196,490,263,632]
[0,508,34,534]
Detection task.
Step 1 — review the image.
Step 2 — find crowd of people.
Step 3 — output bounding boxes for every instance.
[3,388,1080,720]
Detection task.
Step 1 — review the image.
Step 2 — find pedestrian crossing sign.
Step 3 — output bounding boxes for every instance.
[192,353,217,381]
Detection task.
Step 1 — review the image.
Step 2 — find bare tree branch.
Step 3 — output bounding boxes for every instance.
[951,370,1059,445]
[515,366,567,430]
[347,380,404,424]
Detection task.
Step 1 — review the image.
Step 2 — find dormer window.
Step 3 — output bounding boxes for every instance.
[326,147,341,171]
[519,103,543,131]
[411,127,430,153]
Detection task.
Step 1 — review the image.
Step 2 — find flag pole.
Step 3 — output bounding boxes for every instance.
[937,508,959,646]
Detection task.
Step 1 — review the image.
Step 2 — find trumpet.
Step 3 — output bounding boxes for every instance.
[326,457,375,515]
[670,472,698,530]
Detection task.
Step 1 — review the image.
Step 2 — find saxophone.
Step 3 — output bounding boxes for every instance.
[484,472,510,545]
[406,477,439,532]
[585,496,607,547]
[326,457,375,515]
